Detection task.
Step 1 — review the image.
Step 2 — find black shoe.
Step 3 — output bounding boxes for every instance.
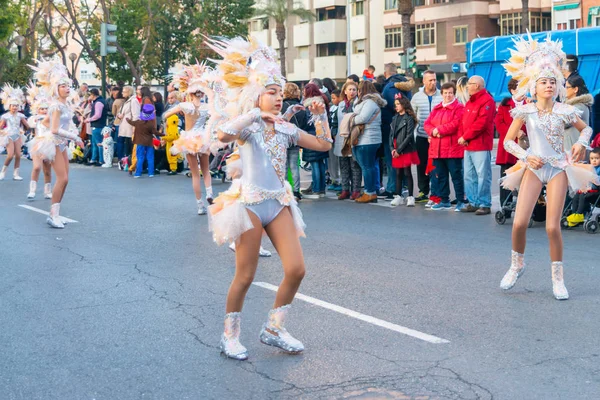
[378,190,393,199]
[450,199,458,205]
[301,188,314,195]
[167,170,177,176]
[154,169,161,175]
[293,191,302,200]
[415,193,429,202]
[385,192,395,201]
[93,162,101,167]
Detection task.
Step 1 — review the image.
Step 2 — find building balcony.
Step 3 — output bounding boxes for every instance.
[349,15,366,40]
[288,59,311,82]
[314,55,347,80]
[249,30,270,46]
[314,19,347,45]
[314,0,346,8]
[293,23,311,47]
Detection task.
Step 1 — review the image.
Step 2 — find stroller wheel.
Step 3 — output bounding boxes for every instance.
[560,217,570,230]
[495,211,506,225]
[584,220,599,234]
[528,218,534,228]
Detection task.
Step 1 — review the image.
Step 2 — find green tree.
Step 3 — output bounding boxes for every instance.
[253,0,314,76]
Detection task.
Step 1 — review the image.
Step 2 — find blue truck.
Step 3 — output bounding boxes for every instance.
[466,27,600,102]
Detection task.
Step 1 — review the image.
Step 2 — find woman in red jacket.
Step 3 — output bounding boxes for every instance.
[424,82,466,211]
[494,79,527,208]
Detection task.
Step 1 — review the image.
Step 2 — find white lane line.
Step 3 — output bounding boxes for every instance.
[18,204,79,223]
[252,281,450,344]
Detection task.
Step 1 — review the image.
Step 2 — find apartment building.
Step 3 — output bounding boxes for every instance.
[554,0,600,29]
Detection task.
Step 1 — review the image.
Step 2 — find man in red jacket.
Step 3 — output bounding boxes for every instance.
[457,76,496,215]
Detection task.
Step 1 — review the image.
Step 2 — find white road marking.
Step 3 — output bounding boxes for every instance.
[18,204,79,223]
[252,281,450,344]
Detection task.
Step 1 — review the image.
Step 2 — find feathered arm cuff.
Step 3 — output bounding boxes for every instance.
[56,128,80,142]
[311,113,333,144]
[504,140,529,162]
[219,108,261,135]
[576,126,593,150]
[282,104,304,121]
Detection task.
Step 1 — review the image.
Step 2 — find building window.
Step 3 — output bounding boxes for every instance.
[352,0,364,16]
[453,26,467,44]
[385,27,402,49]
[316,6,346,21]
[413,0,425,6]
[353,39,365,54]
[529,12,551,32]
[501,12,551,35]
[317,43,347,57]
[297,46,309,59]
[249,19,268,32]
[416,23,435,46]
[594,15,600,27]
[385,0,397,10]
[433,0,449,3]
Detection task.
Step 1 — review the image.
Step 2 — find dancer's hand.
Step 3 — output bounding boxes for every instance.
[308,102,325,116]
[76,138,84,148]
[260,112,282,124]
[526,155,543,170]
[571,143,586,163]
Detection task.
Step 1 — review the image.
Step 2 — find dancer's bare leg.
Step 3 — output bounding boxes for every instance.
[12,138,22,169]
[264,208,305,308]
[511,169,543,254]
[199,153,212,196]
[225,211,263,313]
[42,161,52,184]
[545,172,567,261]
[51,149,69,203]
[31,156,42,182]
[186,154,202,200]
[4,140,15,167]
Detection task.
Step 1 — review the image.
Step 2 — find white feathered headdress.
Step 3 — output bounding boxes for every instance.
[1,83,25,107]
[503,32,568,101]
[30,59,72,97]
[26,82,52,113]
[204,36,285,118]
[172,62,209,95]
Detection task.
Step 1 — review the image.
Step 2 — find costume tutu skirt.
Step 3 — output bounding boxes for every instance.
[392,149,420,169]
[27,136,58,161]
[170,128,209,156]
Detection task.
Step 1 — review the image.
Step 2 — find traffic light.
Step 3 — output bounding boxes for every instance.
[398,50,407,70]
[100,23,118,56]
[407,47,417,70]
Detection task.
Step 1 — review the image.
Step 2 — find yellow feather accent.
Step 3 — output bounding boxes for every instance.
[504,64,519,73]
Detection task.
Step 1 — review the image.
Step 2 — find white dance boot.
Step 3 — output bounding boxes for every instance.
[13,168,23,181]
[197,198,207,215]
[500,250,526,290]
[259,305,304,354]
[44,183,52,199]
[27,181,37,199]
[219,312,248,360]
[0,166,6,180]
[551,261,569,300]
[47,203,65,229]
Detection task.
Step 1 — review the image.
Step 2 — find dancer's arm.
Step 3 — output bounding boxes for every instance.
[162,104,181,120]
[297,103,332,152]
[570,116,592,162]
[504,118,542,169]
[217,108,264,142]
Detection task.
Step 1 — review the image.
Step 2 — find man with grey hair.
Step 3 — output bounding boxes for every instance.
[458,75,496,215]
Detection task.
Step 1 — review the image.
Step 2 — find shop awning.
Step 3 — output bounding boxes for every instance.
[553,2,580,11]
[589,6,600,25]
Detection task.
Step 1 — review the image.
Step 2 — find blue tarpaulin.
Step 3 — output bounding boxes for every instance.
[466,28,600,101]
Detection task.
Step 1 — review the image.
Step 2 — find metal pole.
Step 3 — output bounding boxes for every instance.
[18,46,22,61]
[163,42,169,101]
[101,55,107,98]
[346,2,351,76]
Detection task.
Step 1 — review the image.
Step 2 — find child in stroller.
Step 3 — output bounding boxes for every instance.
[563,148,600,233]
[209,144,234,183]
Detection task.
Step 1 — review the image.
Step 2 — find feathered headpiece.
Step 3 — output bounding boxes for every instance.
[204,36,285,118]
[503,32,568,101]
[30,59,72,97]
[26,82,51,114]
[1,83,25,107]
[172,62,209,94]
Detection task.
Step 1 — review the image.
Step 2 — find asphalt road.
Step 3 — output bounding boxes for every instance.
[1,156,599,400]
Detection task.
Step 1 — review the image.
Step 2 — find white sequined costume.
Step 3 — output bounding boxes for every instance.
[1,112,26,144]
[27,101,78,161]
[501,102,599,193]
[208,109,306,245]
[170,102,210,155]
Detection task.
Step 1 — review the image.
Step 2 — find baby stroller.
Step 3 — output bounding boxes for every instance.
[561,192,600,234]
[495,187,546,228]
[209,144,234,183]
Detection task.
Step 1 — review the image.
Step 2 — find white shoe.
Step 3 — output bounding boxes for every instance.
[47,203,65,229]
[27,181,37,200]
[551,261,569,300]
[390,195,404,207]
[197,199,207,215]
[259,246,272,257]
[101,163,111,168]
[500,250,525,290]
[0,166,5,180]
[406,196,415,207]
[13,168,23,181]
[44,183,52,199]
[424,200,434,208]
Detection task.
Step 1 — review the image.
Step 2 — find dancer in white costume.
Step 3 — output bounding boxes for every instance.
[162,63,213,215]
[25,84,53,199]
[202,37,332,360]
[30,60,84,228]
[499,33,598,300]
[0,84,29,181]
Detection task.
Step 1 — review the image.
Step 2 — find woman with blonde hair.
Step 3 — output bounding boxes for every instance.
[456,76,470,105]
[116,85,140,163]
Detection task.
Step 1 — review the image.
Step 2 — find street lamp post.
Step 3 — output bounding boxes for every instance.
[69,53,78,87]
[14,35,25,61]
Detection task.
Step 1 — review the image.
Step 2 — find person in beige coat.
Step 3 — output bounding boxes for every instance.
[116,86,140,160]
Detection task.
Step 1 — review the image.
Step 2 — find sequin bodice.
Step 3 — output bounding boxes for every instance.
[511,102,580,165]
[1,112,25,135]
[48,101,74,131]
[180,102,209,131]
[238,121,299,203]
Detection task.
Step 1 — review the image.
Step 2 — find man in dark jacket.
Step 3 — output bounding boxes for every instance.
[380,63,414,198]
[458,76,496,215]
[85,88,108,166]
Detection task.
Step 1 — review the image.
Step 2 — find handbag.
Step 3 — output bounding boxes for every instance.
[341,109,380,156]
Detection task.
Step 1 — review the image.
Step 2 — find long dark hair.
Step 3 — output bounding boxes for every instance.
[395,96,418,124]
[322,78,337,94]
[152,92,163,104]
[567,75,589,96]
[303,83,330,112]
